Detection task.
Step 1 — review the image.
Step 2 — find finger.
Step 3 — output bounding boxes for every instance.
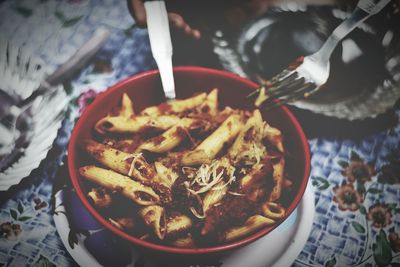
[191,29,201,39]
[128,0,147,27]
[184,26,201,40]
[168,13,185,29]
[169,13,201,39]
[184,24,192,34]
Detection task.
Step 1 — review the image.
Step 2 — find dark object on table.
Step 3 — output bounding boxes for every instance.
[208,3,400,120]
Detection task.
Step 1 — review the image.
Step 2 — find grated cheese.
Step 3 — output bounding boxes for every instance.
[184,160,236,219]
[187,160,236,195]
[237,142,266,165]
[124,153,143,177]
[228,191,245,196]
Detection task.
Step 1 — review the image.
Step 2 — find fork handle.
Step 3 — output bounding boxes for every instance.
[314,0,391,62]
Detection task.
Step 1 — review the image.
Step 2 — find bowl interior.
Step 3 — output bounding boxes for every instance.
[68,66,310,255]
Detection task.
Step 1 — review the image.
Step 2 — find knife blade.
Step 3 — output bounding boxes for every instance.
[144,0,176,99]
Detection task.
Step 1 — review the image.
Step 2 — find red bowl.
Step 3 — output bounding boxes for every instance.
[68,66,310,256]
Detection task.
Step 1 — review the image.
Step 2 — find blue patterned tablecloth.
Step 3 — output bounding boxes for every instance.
[0,1,400,266]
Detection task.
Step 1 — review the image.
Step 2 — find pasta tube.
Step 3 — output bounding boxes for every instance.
[137,118,196,153]
[166,214,193,237]
[95,115,181,134]
[170,234,195,248]
[84,140,172,202]
[240,162,273,202]
[240,162,271,191]
[138,205,166,240]
[229,109,264,159]
[221,215,275,242]
[84,140,157,182]
[79,165,160,205]
[141,93,207,116]
[84,140,131,174]
[119,93,135,117]
[263,123,284,153]
[260,202,286,220]
[182,114,244,165]
[269,158,285,202]
[88,188,112,208]
[203,181,228,213]
[154,162,179,189]
[199,88,218,116]
[180,150,211,166]
[109,217,135,230]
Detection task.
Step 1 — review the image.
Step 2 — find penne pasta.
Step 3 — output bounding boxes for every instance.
[240,162,270,191]
[79,165,160,205]
[254,87,268,107]
[137,118,197,153]
[199,88,218,116]
[109,217,135,230]
[103,137,142,154]
[170,234,195,248]
[202,181,228,214]
[80,89,292,247]
[229,110,263,157]
[85,140,172,203]
[182,114,244,165]
[180,149,212,166]
[119,93,135,117]
[138,205,166,240]
[269,158,285,202]
[154,162,179,189]
[229,110,266,166]
[141,93,207,116]
[84,139,132,174]
[166,214,193,238]
[221,215,275,242]
[95,115,181,134]
[260,202,286,220]
[263,123,284,153]
[88,187,112,208]
[240,161,273,202]
[84,140,158,183]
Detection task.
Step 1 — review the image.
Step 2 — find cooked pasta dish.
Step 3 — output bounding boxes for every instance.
[79,89,292,247]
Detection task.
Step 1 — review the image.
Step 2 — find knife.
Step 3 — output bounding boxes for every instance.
[144,0,176,99]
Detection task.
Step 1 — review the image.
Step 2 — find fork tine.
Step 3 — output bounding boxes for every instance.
[265,76,305,99]
[247,69,296,99]
[267,73,300,94]
[255,76,306,107]
[270,69,296,84]
[247,86,263,99]
[260,83,317,111]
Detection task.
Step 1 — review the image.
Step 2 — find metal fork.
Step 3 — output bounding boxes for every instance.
[248,0,391,110]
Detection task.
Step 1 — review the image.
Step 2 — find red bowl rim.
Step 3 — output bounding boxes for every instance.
[68,66,311,255]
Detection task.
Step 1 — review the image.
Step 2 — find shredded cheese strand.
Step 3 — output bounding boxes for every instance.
[186,160,236,195]
[124,153,143,177]
[228,191,245,196]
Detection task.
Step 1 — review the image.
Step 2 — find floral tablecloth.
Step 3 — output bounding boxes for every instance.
[0,0,399,266]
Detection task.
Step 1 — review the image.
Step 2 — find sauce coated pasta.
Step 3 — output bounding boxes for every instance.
[79,89,292,247]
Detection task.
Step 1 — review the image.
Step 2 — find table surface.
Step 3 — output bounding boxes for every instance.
[0,0,400,267]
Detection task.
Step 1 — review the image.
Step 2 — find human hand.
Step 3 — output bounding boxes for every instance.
[127,0,201,39]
